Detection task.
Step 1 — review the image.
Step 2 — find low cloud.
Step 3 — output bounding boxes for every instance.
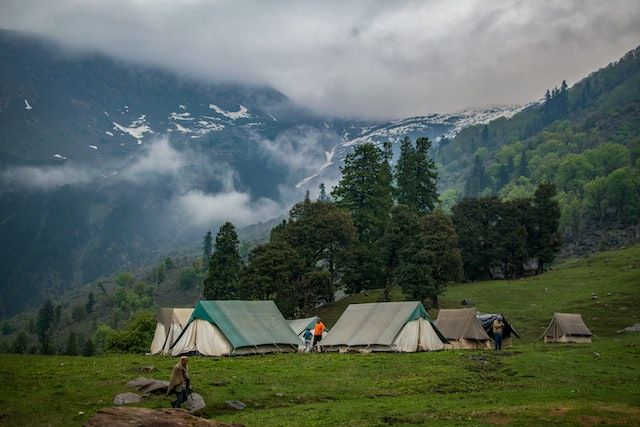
[175,189,281,228]
[0,164,90,190]
[123,136,184,182]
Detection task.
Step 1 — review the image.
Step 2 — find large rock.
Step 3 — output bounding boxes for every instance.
[618,323,640,333]
[112,392,142,405]
[127,377,170,394]
[84,407,240,427]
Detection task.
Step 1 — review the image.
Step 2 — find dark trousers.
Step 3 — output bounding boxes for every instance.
[494,332,503,350]
[172,390,188,408]
[313,334,322,350]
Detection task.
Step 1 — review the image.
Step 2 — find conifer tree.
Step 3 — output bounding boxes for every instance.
[531,182,562,273]
[464,155,489,197]
[65,332,79,355]
[202,230,213,260]
[85,291,95,314]
[318,183,330,202]
[36,299,54,354]
[204,222,242,299]
[414,137,439,212]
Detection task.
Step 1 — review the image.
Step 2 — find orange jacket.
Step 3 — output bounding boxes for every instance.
[314,321,325,336]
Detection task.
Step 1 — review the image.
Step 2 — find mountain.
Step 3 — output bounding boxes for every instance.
[0,30,520,318]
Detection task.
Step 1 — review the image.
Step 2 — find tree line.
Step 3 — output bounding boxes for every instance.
[203,138,561,318]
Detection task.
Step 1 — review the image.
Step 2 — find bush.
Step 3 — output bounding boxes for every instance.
[104,310,156,353]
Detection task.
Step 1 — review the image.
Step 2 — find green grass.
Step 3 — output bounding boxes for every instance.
[1,246,640,426]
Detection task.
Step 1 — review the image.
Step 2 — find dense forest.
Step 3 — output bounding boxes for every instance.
[435,45,640,239]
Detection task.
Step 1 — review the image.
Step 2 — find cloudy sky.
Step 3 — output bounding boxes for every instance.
[1,0,639,119]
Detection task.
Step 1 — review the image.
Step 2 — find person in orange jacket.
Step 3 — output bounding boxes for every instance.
[312,318,325,351]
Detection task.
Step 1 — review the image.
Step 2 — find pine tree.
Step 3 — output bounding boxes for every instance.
[414,137,439,212]
[36,299,54,354]
[204,222,242,299]
[332,143,393,244]
[464,156,489,197]
[85,291,95,314]
[381,205,420,301]
[65,332,79,355]
[318,183,330,202]
[531,182,562,273]
[395,137,417,207]
[202,230,213,260]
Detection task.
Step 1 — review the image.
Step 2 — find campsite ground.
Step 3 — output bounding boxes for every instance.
[1,246,639,426]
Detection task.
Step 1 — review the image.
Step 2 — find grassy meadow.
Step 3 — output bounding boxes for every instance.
[1,246,639,426]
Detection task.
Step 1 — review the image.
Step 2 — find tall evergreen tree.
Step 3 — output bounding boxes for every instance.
[332,143,393,244]
[381,205,420,301]
[318,183,330,202]
[395,137,439,213]
[203,222,242,300]
[531,182,562,273]
[464,155,489,197]
[36,299,54,354]
[202,230,213,260]
[85,291,95,314]
[65,331,79,355]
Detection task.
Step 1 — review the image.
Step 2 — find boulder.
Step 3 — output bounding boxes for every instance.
[84,407,240,427]
[184,393,206,414]
[113,392,142,405]
[127,377,170,394]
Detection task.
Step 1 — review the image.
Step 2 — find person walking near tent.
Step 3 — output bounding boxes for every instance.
[313,318,325,351]
[303,327,313,352]
[168,356,190,408]
[492,316,504,350]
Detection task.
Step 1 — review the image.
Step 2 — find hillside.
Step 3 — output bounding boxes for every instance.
[432,45,640,242]
[317,245,640,338]
[0,29,521,319]
[0,246,639,426]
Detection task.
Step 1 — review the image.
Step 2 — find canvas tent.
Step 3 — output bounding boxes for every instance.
[477,313,521,348]
[543,313,593,343]
[150,308,193,355]
[435,308,493,349]
[170,300,302,356]
[287,316,319,338]
[320,302,446,353]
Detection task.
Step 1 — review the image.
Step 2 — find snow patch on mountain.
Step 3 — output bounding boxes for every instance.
[24,99,32,110]
[53,154,66,160]
[89,145,98,150]
[105,131,113,136]
[112,115,153,140]
[170,112,194,121]
[295,147,337,188]
[208,104,251,120]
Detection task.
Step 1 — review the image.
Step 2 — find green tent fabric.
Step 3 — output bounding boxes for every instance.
[186,300,302,350]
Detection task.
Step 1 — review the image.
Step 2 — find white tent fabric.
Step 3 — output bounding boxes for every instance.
[150,323,167,355]
[170,319,233,356]
[392,318,445,352]
[321,301,444,353]
[150,308,193,355]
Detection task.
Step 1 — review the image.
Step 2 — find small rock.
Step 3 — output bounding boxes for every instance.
[461,298,474,306]
[591,296,598,299]
[113,392,142,405]
[593,352,601,358]
[78,411,85,415]
[276,393,283,397]
[214,380,229,386]
[226,400,246,411]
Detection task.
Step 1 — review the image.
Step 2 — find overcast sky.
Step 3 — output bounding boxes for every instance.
[1,0,639,119]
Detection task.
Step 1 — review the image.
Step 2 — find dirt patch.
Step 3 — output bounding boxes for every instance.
[551,406,569,416]
[486,412,512,425]
[577,415,608,426]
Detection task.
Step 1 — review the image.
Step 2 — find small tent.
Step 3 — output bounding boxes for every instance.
[543,313,593,343]
[477,313,521,348]
[435,308,493,349]
[287,316,319,339]
[150,308,193,355]
[170,300,302,356]
[320,301,446,353]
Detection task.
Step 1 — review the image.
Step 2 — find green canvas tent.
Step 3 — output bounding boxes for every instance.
[170,300,302,356]
[320,302,446,353]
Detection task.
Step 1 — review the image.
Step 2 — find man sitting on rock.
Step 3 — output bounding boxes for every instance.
[167,356,190,408]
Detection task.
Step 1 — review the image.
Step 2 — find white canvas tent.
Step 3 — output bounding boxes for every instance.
[150,308,193,355]
[435,308,493,349]
[170,300,302,356]
[287,316,319,338]
[320,301,445,353]
[543,313,593,343]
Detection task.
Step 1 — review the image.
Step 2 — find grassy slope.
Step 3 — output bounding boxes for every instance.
[1,246,639,426]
